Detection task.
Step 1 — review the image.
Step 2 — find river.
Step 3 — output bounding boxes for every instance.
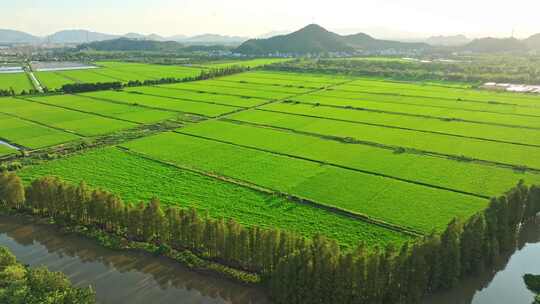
[1,215,538,304]
[424,218,540,304]
[0,215,270,304]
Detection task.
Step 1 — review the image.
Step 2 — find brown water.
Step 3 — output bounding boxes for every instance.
[0,215,271,304]
[424,218,540,304]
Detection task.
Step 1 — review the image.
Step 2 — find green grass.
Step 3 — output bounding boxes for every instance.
[50,69,119,84]
[123,132,488,233]
[0,73,33,93]
[0,97,135,136]
[179,120,540,198]
[228,71,351,84]
[28,94,177,124]
[123,86,267,108]
[228,109,540,169]
[202,58,292,68]
[0,113,79,149]
[81,90,239,117]
[294,93,540,129]
[260,102,540,147]
[17,147,412,247]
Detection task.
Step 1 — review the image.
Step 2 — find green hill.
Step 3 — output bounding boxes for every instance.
[235,24,429,55]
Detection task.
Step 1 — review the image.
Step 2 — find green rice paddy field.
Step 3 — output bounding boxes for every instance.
[0,72,33,93]
[36,61,203,90]
[3,69,540,248]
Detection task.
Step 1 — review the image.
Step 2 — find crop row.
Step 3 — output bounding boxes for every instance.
[124,86,267,108]
[202,58,292,68]
[341,79,540,107]
[0,73,33,93]
[0,112,79,149]
[18,147,411,247]
[159,81,306,100]
[179,120,540,198]
[0,97,135,136]
[326,87,540,117]
[259,102,540,147]
[81,90,240,118]
[292,93,540,129]
[228,71,352,84]
[122,131,487,233]
[228,109,540,169]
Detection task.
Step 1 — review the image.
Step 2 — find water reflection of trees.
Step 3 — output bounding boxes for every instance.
[0,216,270,304]
[423,218,540,304]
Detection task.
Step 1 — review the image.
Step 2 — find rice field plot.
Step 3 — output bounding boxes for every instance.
[159,81,303,100]
[260,102,540,147]
[0,113,79,149]
[292,93,540,129]
[123,86,266,108]
[202,58,292,68]
[0,97,135,136]
[340,79,540,107]
[81,90,240,117]
[228,109,540,169]
[123,131,487,233]
[0,144,16,157]
[96,61,203,80]
[217,74,335,89]
[27,94,177,124]
[0,73,33,93]
[35,72,75,90]
[323,88,540,117]
[200,79,313,94]
[17,147,411,247]
[179,120,540,198]
[49,69,119,84]
[232,71,352,84]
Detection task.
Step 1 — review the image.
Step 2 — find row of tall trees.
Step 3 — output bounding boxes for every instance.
[1,172,539,303]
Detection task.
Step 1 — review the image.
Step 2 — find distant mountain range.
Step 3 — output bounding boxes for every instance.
[0,29,248,45]
[424,35,471,46]
[2,26,540,54]
[76,38,231,52]
[235,24,429,55]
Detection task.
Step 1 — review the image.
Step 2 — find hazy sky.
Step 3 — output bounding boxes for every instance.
[2,0,539,38]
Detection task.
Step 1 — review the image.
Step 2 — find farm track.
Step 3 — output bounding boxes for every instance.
[253,108,540,149]
[289,100,540,131]
[119,146,424,237]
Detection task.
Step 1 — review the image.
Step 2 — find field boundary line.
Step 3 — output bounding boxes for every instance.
[216,79,325,90]
[329,84,540,110]
[0,107,86,138]
[125,89,254,109]
[174,130,491,200]
[20,96,143,125]
[288,100,540,131]
[253,108,540,148]
[117,145,423,237]
[75,93,230,119]
[317,90,540,118]
[222,117,540,174]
